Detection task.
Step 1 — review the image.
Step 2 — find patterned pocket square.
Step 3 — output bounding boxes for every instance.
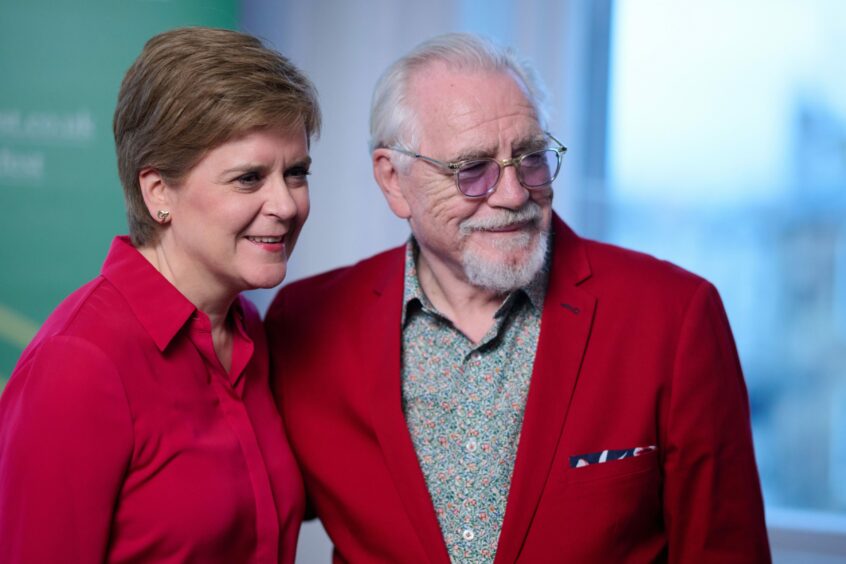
[569,445,657,468]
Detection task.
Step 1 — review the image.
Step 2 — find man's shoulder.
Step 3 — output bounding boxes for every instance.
[281,244,404,298]
[551,216,705,292]
[560,233,711,311]
[267,244,404,319]
[582,238,704,286]
[550,233,719,330]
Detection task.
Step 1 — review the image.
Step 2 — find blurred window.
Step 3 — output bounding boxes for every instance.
[607,0,846,521]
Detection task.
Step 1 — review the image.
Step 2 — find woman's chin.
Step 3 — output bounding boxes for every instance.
[241,266,289,291]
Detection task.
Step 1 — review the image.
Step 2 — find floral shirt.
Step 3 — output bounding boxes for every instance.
[401,240,547,563]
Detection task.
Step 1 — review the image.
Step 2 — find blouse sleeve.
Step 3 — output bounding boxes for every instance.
[0,335,134,563]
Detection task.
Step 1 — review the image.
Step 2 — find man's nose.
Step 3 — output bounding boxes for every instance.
[486,163,529,209]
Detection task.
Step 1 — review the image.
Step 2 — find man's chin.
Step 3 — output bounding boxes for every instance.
[461,233,548,293]
[468,228,536,252]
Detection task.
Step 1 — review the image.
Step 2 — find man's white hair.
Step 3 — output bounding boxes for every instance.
[369,32,550,160]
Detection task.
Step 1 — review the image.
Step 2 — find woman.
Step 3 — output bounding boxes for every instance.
[0,27,320,563]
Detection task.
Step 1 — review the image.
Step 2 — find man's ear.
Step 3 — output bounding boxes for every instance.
[372,149,411,219]
[138,167,170,221]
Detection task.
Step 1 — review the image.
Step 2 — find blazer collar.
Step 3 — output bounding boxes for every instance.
[367,245,452,563]
[495,214,596,562]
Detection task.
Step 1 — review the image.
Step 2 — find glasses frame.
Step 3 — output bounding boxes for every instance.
[387,132,567,198]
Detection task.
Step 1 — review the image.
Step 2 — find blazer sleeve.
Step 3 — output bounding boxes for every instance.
[662,281,771,563]
[0,336,134,563]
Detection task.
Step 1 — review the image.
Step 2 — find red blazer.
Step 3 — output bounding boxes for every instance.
[266,215,770,563]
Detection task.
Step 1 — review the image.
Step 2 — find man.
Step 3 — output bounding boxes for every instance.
[266,33,770,563]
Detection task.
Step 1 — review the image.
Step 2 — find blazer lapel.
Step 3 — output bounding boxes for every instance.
[366,251,451,564]
[495,217,596,563]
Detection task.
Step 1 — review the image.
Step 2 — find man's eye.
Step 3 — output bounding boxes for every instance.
[458,161,490,180]
[521,151,546,168]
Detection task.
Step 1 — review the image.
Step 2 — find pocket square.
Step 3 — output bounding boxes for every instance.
[569,445,657,468]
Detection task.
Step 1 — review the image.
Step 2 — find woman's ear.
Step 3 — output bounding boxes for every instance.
[138,167,170,222]
[372,149,411,219]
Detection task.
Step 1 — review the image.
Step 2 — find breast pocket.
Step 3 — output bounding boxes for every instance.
[565,449,660,490]
[522,450,665,561]
[553,449,662,540]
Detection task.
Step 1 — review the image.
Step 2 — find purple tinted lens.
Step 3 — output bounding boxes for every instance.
[519,150,558,187]
[457,160,499,197]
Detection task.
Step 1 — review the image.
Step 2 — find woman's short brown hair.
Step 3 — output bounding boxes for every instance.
[113,27,321,246]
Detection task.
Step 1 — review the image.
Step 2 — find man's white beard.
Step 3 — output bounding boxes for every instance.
[459,203,550,294]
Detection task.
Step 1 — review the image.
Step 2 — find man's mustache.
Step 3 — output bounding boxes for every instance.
[458,202,544,234]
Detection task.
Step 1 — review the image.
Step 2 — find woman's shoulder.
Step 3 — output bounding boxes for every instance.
[4,276,143,437]
[16,275,141,374]
[4,312,132,438]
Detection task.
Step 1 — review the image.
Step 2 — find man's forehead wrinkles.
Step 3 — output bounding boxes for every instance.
[445,132,544,163]
[426,114,543,155]
[449,145,499,162]
[410,64,546,170]
[433,124,546,159]
[442,100,538,130]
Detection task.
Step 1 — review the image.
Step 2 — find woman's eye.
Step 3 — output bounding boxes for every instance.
[236,171,262,185]
[284,166,311,187]
[285,166,311,179]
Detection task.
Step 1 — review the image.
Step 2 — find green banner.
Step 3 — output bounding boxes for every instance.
[0,1,237,387]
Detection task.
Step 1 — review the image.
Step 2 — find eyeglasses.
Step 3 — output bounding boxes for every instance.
[387,132,567,198]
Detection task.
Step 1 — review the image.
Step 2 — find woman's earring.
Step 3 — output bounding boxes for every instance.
[156,209,170,223]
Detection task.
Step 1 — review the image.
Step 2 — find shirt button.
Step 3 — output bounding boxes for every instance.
[470,351,481,361]
[462,528,475,541]
[466,438,478,453]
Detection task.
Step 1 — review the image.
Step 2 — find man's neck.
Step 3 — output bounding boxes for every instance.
[415,250,506,344]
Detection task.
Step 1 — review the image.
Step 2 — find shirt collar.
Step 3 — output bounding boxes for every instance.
[522,254,549,310]
[100,236,197,352]
[401,238,436,325]
[401,236,550,325]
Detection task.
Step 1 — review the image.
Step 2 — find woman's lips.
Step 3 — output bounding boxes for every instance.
[246,235,286,252]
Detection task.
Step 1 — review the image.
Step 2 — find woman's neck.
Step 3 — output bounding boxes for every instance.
[138,241,236,372]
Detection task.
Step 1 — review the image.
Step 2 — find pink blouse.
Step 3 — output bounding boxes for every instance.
[0,236,304,563]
